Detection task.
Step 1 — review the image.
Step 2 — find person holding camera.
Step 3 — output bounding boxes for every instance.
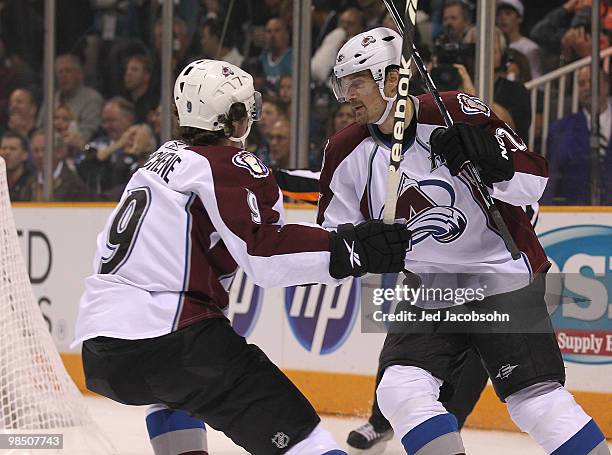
[462,26,531,140]
[441,0,474,43]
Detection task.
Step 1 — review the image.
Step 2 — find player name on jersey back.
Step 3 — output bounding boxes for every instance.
[141,141,184,184]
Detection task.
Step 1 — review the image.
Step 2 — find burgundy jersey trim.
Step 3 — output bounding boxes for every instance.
[317,123,370,225]
[175,195,237,330]
[202,148,330,255]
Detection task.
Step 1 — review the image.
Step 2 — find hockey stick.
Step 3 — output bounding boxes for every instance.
[382,0,418,224]
[382,0,521,260]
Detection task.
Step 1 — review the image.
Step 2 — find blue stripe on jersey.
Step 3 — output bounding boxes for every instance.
[146,408,205,440]
[551,419,605,455]
[172,192,196,330]
[401,413,458,455]
[323,451,347,454]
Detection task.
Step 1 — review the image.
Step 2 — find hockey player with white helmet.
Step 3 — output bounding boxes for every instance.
[73,59,411,455]
[319,28,610,455]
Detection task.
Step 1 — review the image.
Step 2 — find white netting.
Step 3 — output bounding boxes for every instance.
[0,158,115,453]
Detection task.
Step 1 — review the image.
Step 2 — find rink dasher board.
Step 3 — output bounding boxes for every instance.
[9,203,612,399]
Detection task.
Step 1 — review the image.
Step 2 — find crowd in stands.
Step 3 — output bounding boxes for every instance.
[0,0,610,204]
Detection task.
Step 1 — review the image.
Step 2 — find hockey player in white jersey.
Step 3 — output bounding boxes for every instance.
[319,27,610,455]
[72,59,411,455]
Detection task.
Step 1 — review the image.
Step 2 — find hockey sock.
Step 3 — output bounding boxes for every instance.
[551,420,609,455]
[377,366,465,455]
[145,404,208,455]
[507,382,609,454]
[401,414,464,455]
[284,424,346,455]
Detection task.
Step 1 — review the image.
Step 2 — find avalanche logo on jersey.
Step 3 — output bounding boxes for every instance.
[457,93,490,117]
[285,279,359,355]
[392,174,467,246]
[222,66,234,77]
[232,151,270,179]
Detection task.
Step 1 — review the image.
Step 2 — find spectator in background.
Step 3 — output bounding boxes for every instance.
[327,103,356,137]
[147,105,162,146]
[496,0,542,79]
[54,103,86,158]
[441,0,473,43]
[506,48,533,84]
[200,17,244,67]
[88,0,150,96]
[48,54,104,143]
[0,131,34,201]
[0,38,24,132]
[105,124,157,200]
[261,17,292,92]
[543,65,612,205]
[339,7,367,42]
[248,0,291,58]
[530,0,607,71]
[242,58,269,94]
[152,17,193,81]
[76,97,137,199]
[279,74,292,107]
[464,26,531,140]
[123,54,159,123]
[310,85,334,168]
[356,0,388,29]
[312,0,338,51]
[561,8,610,65]
[255,96,286,164]
[28,130,89,202]
[268,116,291,169]
[311,7,365,84]
[8,88,38,140]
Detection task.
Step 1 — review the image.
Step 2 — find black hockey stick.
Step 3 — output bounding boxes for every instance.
[382,0,418,223]
[382,0,521,260]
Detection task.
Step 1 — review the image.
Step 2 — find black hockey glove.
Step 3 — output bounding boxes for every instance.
[430,123,514,186]
[329,220,411,279]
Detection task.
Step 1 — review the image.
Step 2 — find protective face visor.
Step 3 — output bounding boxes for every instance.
[331,72,381,103]
[330,72,398,125]
[246,90,263,122]
[229,90,263,144]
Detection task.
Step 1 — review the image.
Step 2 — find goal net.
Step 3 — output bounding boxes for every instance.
[0,157,115,454]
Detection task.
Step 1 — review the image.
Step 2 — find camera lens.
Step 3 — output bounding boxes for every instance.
[431,65,462,91]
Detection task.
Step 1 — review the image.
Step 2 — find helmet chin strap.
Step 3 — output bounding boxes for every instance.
[229,119,253,146]
[373,88,397,126]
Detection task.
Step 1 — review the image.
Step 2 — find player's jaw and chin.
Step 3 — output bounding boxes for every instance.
[350,98,385,125]
[348,81,392,126]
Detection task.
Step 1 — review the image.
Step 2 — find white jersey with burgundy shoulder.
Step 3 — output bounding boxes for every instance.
[73,141,336,345]
[318,91,550,296]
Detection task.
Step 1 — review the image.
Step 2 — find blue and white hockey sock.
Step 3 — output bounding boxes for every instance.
[401,413,464,455]
[507,382,610,455]
[377,366,465,455]
[551,420,608,455]
[145,404,208,455]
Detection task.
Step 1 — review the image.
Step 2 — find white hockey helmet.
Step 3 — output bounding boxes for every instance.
[174,59,262,142]
[332,27,402,102]
[332,27,403,124]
